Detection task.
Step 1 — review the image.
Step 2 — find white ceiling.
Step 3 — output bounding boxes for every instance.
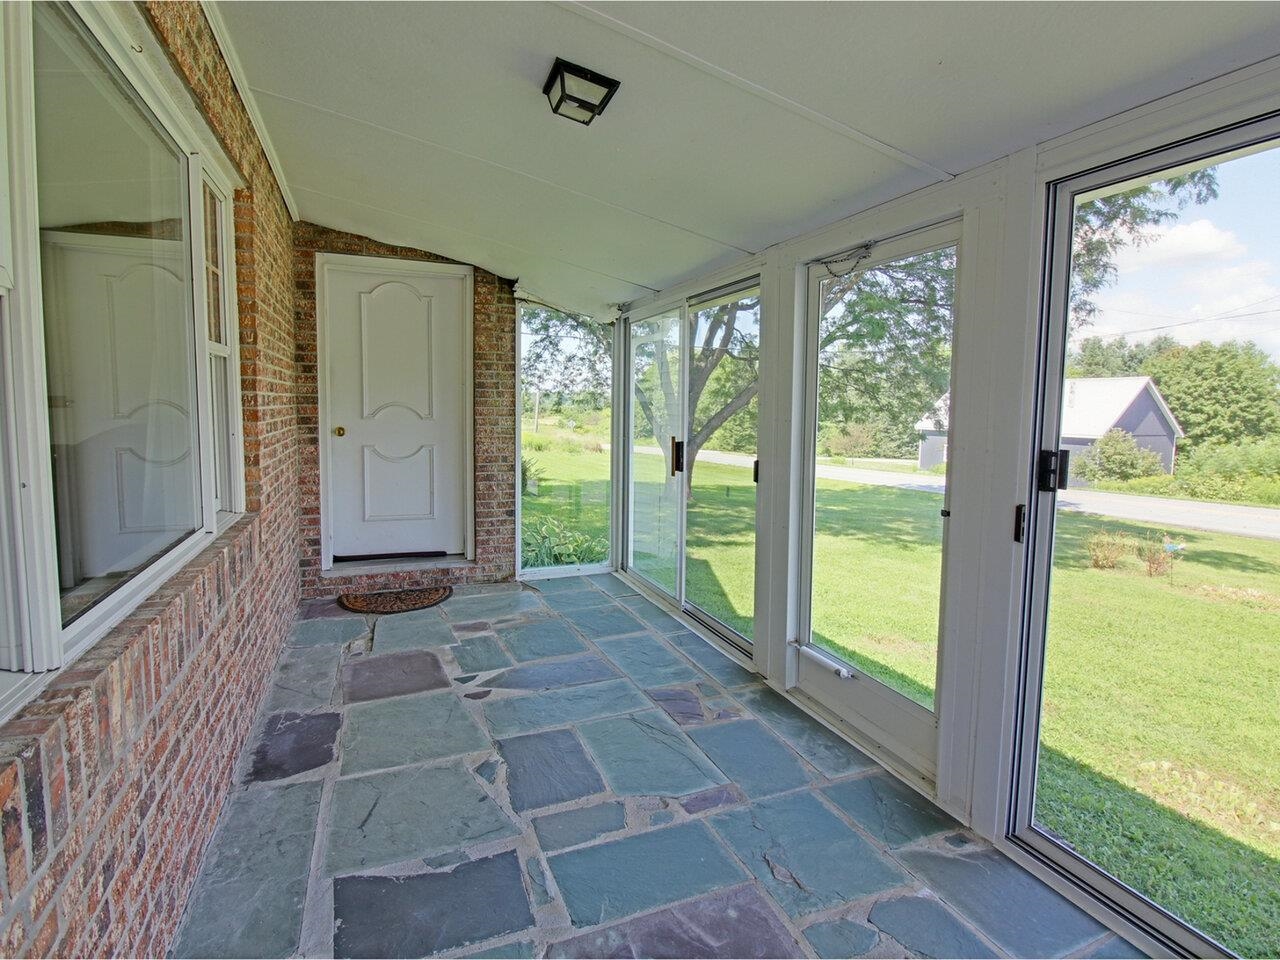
[212,1,1280,318]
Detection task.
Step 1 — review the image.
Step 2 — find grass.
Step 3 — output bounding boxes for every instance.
[521,438,1280,956]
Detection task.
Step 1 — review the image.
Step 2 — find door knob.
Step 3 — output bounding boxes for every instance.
[333,426,346,437]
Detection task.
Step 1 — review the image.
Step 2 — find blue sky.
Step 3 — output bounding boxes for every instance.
[1078,146,1280,362]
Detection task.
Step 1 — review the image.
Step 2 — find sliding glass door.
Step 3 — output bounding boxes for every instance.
[795,223,962,778]
[625,282,762,647]
[628,307,684,596]
[1017,123,1280,958]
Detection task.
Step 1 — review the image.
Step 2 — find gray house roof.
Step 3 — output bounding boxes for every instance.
[915,376,1184,438]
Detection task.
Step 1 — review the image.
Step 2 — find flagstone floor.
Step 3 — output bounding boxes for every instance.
[171,576,1141,960]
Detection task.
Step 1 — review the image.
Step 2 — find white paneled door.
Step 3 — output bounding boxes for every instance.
[319,255,472,564]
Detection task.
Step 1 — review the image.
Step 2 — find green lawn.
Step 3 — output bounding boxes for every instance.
[522,441,1280,956]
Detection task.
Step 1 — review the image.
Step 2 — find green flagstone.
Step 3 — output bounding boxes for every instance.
[687,720,812,797]
[498,619,587,661]
[453,634,512,672]
[482,679,649,737]
[326,763,517,875]
[576,709,726,797]
[710,792,905,917]
[289,617,367,647]
[737,685,876,777]
[372,613,455,653]
[340,692,488,774]
[596,635,703,687]
[533,802,627,852]
[822,771,957,846]
[547,822,744,926]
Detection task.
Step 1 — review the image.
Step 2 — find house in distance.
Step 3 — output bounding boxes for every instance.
[917,376,1184,474]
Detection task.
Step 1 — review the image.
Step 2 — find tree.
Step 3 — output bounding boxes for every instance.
[1068,168,1218,329]
[1142,341,1280,450]
[1077,428,1164,482]
[1067,335,1179,378]
[521,168,1219,492]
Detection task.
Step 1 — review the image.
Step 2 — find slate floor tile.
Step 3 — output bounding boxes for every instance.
[460,940,538,959]
[562,604,647,640]
[1084,935,1147,958]
[263,645,342,713]
[648,686,705,725]
[737,686,876,777]
[710,792,905,917]
[618,595,685,633]
[341,649,449,703]
[868,894,997,958]
[687,719,812,797]
[453,634,513,672]
[332,851,532,958]
[325,763,517,874]
[532,576,593,594]
[340,691,488,774]
[586,574,638,597]
[679,783,746,815]
[822,771,957,846]
[577,709,727,797]
[372,612,455,653]
[443,591,545,621]
[597,635,704,687]
[299,597,352,620]
[498,619,587,661]
[290,616,368,647]
[803,918,879,959]
[666,631,757,687]
[482,678,650,737]
[533,801,628,851]
[171,781,322,958]
[548,883,801,958]
[485,654,617,691]
[547,822,745,927]
[247,711,341,782]
[497,728,605,812]
[541,589,616,613]
[897,847,1107,957]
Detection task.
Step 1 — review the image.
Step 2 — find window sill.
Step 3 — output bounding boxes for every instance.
[322,554,476,578]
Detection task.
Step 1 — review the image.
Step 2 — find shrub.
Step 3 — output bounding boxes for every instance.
[1086,529,1132,569]
[820,422,878,459]
[521,517,608,567]
[1077,429,1164,482]
[520,455,545,495]
[524,435,550,452]
[1137,534,1181,578]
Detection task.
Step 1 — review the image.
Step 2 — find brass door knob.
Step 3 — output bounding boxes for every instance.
[333,426,346,437]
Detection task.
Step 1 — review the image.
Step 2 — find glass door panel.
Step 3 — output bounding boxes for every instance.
[807,245,957,710]
[684,286,761,642]
[1025,139,1280,958]
[628,308,684,596]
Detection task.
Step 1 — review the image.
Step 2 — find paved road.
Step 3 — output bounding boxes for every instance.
[645,447,1280,540]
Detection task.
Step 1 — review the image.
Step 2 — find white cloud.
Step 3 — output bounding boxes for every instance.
[1112,219,1246,272]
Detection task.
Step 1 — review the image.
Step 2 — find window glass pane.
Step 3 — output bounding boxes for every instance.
[685,287,760,640]
[1035,143,1280,956]
[203,183,222,344]
[210,354,231,509]
[629,309,682,593]
[810,246,957,708]
[34,4,201,626]
[519,306,612,570]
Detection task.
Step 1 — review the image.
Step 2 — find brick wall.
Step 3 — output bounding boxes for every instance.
[294,222,518,599]
[0,3,300,956]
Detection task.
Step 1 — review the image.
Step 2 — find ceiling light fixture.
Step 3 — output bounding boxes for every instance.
[542,57,620,126]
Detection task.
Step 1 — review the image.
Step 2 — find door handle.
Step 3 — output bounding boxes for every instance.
[333,426,347,437]
[670,437,685,475]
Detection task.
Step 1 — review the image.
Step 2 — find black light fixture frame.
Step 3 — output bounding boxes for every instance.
[542,57,621,126]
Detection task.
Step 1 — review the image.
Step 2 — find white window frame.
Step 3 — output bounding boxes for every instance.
[0,0,246,681]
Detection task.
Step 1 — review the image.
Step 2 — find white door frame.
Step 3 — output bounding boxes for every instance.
[316,252,474,570]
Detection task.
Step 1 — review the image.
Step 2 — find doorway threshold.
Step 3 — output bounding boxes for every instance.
[322,554,474,578]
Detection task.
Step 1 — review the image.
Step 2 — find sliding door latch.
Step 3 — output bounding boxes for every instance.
[1013,503,1027,543]
[753,459,759,484]
[670,437,685,475]
[1037,449,1070,492]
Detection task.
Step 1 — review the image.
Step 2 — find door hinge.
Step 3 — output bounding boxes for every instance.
[1037,449,1070,492]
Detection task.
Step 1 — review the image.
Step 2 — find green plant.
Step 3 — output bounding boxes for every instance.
[520,455,545,495]
[1086,529,1132,569]
[1077,429,1165,482]
[1137,534,1181,578]
[521,517,608,567]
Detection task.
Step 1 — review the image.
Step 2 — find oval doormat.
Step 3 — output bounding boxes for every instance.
[337,586,453,615]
